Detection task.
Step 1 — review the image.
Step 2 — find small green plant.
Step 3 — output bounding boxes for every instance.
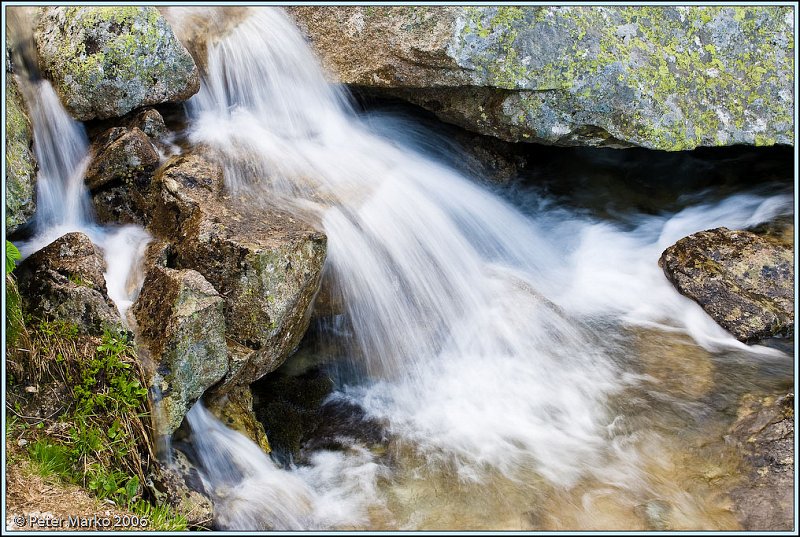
[28,439,74,479]
[5,240,24,345]
[129,499,189,531]
[6,239,21,273]
[67,273,91,287]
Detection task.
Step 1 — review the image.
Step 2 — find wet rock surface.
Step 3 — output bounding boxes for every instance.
[34,6,200,120]
[88,126,160,225]
[290,6,793,150]
[131,257,228,437]
[727,392,794,531]
[659,227,794,343]
[16,232,123,335]
[205,385,272,454]
[148,149,327,388]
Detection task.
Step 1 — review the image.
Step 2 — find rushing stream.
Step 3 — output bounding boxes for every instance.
[10,6,793,531]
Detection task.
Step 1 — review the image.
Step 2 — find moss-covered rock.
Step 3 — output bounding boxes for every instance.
[34,7,199,121]
[289,6,793,151]
[205,385,271,454]
[659,227,794,343]
[132,259,228,437]
[16,232,124,335]
[148,149,327,388]
[6,75,38,233]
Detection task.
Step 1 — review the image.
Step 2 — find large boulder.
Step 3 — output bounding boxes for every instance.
[34,7,199,121]
[131,252,228,437]
[289,6,793,150]
[659,227,793,343]
[727,392,793,530]
[16,232,123,334]
[6,75,38,234]
[149,150,327,388]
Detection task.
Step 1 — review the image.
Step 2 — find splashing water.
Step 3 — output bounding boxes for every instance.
[170,7,795,530]
[9,14,151,319]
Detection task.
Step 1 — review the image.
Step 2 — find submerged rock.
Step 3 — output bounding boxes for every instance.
[132,257,228,437]
[289,6,793,150]
[34,6,199,120]
[16,232,123,335]
[659,227,794,343]
[148,150,327,388]
[6,75,38,234]
[727,392,793,530]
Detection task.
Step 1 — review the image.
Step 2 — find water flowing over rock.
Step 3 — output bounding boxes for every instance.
[289,6,794,150]
[658,227,794,343]
[16,232,123,334]
[727,392,794,530]
[34,6,200,121]
[6,74,38,233]
[131,253,228,437]
[148,150,327,388]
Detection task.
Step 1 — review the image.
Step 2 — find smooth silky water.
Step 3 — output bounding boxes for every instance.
[162,7,793,530]
[8,6,792,531]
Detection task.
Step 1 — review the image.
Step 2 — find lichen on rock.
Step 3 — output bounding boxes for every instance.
[34,6,200,120]
[658,227,794,343]
[16,232,124,335]
[148,149,327,389]
[290,6,794,151]
[131,249,228,437]
[6,74,38,233]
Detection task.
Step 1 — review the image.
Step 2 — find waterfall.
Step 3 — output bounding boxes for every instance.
[10,20,151,320]
[175,9,794,530]
[12,5,792,531]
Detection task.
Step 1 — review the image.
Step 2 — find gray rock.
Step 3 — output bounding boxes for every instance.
[34,6,199,120]
[727,392,794,531]
[289,6,793,150]
[148,150,327,388]
[6,74,38,234]
[659,227,794,343]
[16,232,123,335]
[131,253,228,437]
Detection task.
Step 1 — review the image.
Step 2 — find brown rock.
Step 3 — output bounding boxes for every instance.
[132,256,228,437]
[148,149,327,387]
[727,392,794,530]
[658,227,794,343]
[16,232,123,334]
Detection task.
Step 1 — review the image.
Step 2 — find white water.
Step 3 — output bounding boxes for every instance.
[174,7,793,531]
[12,60,151,319]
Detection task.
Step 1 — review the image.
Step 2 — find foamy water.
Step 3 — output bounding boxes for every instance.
[11,6,793,531]
[175,6,792,531]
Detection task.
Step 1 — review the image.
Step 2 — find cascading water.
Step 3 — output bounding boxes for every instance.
[168,7,794,531]
[9,15,151,320]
